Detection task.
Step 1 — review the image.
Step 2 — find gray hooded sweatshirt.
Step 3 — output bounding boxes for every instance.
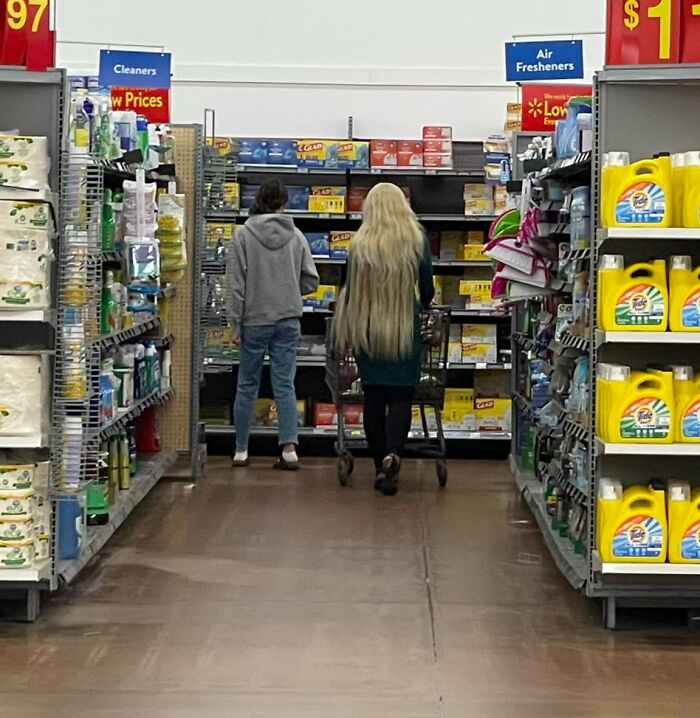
[226,214,320,331]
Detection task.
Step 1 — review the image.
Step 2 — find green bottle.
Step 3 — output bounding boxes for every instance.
[102,189,115,251]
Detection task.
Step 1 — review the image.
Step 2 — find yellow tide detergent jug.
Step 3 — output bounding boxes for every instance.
[601,152,629,228]
[598,255,668,331]
[598,479,667,563]
[672,153,686,227]
[682,151,700,228]
[596,363,631,441]
[607,369,674,444]
[672,365,700,442]
[608,153,673,228]
[669,255,700,331]
[668,481,700,563]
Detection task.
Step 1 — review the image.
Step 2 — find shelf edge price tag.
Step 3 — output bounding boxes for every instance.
[0,0,54,70]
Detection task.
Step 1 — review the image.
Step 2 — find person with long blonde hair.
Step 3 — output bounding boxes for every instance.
[335,183,434,496]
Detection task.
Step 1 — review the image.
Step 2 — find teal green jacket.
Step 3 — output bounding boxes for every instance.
[346,237,435,387]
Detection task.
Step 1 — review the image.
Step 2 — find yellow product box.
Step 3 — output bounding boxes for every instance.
[467,230,485,245]
[442,406,476,431]
[439,231,467,261]
[462,343,498,364]
[433,276,443,305]
[297,139,338,167]
[337,141,370,168]
[309,194,346,214]
[222,182,240,210]
[461,324,497,344]
[463,184,494,201]
[311,185,347,198]
[303,284,338,308]
[459,280,493,308]
[206,137,238,156]
[461,244,488,262]
[253,399,307,428]
[447,341,463,364]
[329,231,354,258]
[465,199,495,216]
[411,406,439,432]
[474,398,512,432]
[444,388,474,409]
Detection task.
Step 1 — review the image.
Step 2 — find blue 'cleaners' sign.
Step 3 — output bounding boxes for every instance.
[505,40,584,82]
[99,50,172,90]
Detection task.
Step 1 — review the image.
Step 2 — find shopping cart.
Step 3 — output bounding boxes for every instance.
[325,307,451,488]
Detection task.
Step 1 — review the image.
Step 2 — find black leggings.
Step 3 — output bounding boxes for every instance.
[363,385,415,471]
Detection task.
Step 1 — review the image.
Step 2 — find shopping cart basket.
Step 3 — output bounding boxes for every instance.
[325,307,451,488]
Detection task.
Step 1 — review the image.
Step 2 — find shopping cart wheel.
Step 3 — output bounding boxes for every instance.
[436,460,448,489]
[338,452,354,487]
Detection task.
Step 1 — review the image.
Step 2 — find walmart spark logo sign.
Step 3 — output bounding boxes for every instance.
[505,40,584,82]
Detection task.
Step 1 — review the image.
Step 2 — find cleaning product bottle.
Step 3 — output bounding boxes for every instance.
[598,255,668,331]
[597,363,631,441]
[672,153,686,227]
[598,482,667,563]
[108,438,120,501]
[672,365,700,442]
[668,481,700,562]
[119,434,131,490]
[601,152,630,228]
[610,153,673,227]
[669,255,700,331]
[161,348,171,391]
[69,96,90,154]
[682,151,700,228]
[136,115,149,163]
[608,369,674,443]
[101,270,118,336]
[102,189,116,251]
[87,450,110,526]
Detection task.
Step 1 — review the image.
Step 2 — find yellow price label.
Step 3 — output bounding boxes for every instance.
[5,0,48,33]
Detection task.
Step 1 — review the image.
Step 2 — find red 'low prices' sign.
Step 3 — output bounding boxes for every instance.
[111,88,171,124]
[521,84,592,132]
[606,0,700,65]
[0,0,55,70]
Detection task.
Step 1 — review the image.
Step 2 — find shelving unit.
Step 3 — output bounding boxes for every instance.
[510,65,700,629]
[198,125,512,454]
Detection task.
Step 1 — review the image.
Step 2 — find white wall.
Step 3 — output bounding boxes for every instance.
[55,0,606,139]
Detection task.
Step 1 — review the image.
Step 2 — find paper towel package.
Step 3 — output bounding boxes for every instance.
[0,226,52,309]
[0,355,50,437]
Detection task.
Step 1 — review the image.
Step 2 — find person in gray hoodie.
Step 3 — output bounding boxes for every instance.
[226,179,320,470]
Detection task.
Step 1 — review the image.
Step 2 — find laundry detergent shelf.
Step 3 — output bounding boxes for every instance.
[668,481,700,563]
[598,480,668,563]
[669,256,700,331]
[598,256,668,331]
[671,366,700,442]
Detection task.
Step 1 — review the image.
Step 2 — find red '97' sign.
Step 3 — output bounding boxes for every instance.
[607,0,700,65]
[0,0,55,71]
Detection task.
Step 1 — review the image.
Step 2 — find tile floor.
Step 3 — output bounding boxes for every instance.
[1,457,700,717]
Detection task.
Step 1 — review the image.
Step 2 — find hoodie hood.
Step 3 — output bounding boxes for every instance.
[244,214,296,251]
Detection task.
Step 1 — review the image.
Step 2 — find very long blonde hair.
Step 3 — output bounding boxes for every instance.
[335,183,424,362]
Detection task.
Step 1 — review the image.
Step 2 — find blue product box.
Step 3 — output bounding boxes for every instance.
[305,232,330,257]
[286,186,310,211]
[268,140,298,166]
[238,139,269,165]
[337,141,370,169]
[240,185,260,211]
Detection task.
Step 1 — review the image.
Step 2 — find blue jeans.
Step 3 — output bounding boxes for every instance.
[234,318,301,450]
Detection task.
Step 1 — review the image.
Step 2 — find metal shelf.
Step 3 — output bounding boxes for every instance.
[205,425,510,441]
[350,167,485,177]
[419,214,496,223]
[0,560,50,584]
[597,441,700,457]
[99,389,173,441]
[452,309,510,319]
[596,330,700,346]
[594,554,700,575]
[0,309,53,323]
[598,227,700,243]
[58,451,178,585]
[450,362,512,370]
[236,164,346,175]
[536,151,592,182]
[98,317,162,349]
[0,432,49,449]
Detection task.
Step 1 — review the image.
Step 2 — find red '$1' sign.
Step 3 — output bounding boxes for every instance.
[606,0,700,65]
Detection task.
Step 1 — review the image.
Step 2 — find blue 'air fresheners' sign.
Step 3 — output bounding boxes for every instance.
[505,40,584,82]
[99,50,172,90]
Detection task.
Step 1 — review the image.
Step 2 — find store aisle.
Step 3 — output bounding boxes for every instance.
[2,458,700,718]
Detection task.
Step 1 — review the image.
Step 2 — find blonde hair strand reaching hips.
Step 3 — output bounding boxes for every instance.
[335,183,424,362]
